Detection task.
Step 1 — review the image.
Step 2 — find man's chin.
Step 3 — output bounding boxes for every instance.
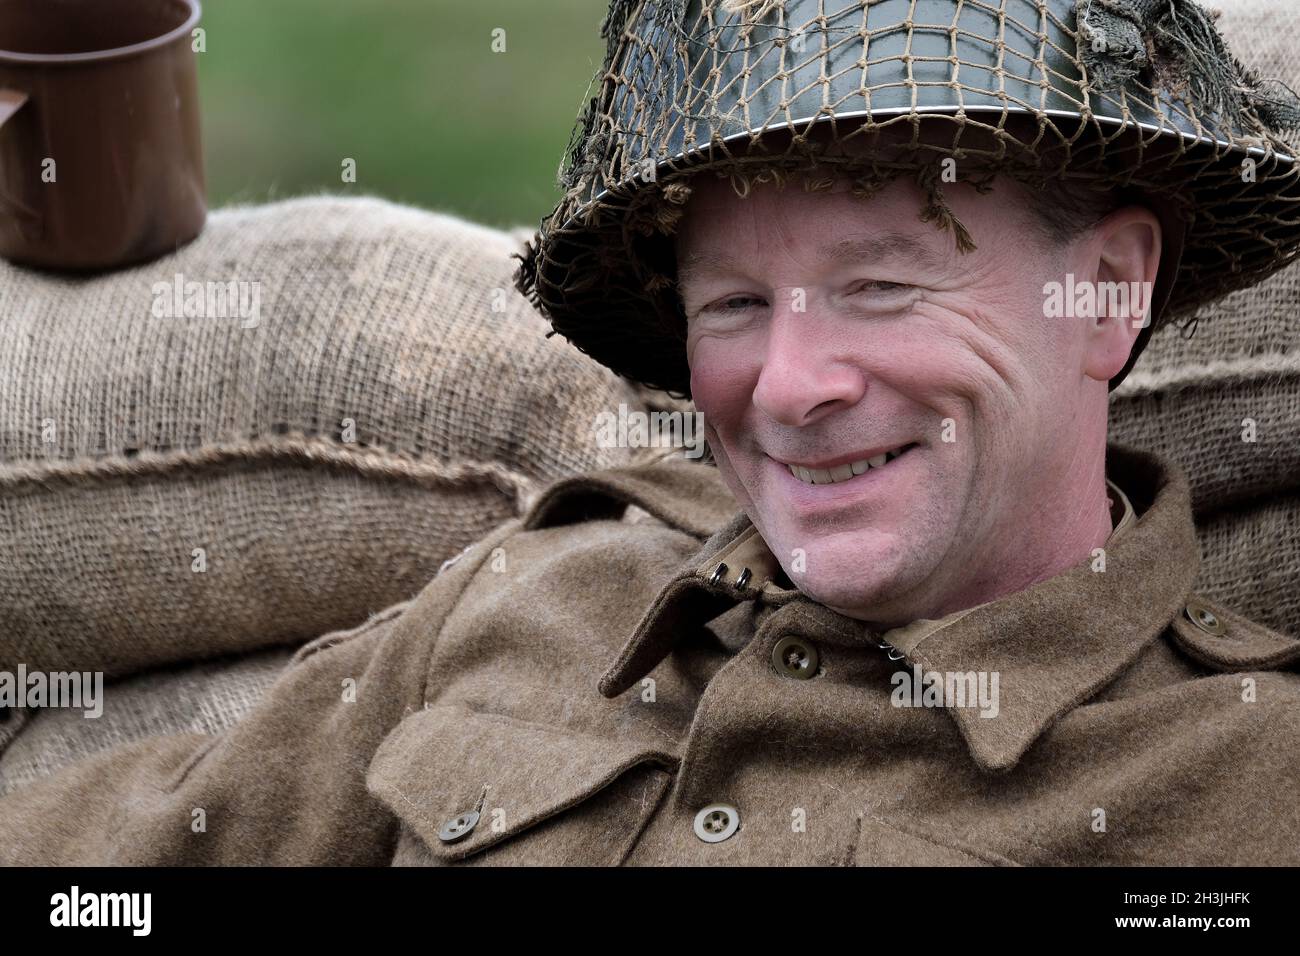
[788,573,889,619]
[778,545,896,610]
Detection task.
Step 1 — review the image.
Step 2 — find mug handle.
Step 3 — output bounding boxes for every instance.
[0,89,42,224]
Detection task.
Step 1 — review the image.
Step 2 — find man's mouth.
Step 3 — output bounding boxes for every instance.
[781,442,920,486]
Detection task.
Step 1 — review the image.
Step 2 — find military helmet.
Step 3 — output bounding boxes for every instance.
[515,0,1300,396]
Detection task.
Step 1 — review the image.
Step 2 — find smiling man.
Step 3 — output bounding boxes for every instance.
[3,0,1300,868]
[675,166,1160,627]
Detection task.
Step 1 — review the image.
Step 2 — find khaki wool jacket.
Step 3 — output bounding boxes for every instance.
[1,444,1297,866]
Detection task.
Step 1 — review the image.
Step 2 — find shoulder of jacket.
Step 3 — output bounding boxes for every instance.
[520,454,738,540]
[1166,592,1300,673]
[426,458,734,594]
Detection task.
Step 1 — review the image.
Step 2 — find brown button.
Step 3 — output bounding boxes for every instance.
[771,635,820,679]
[1185,601,1226,636]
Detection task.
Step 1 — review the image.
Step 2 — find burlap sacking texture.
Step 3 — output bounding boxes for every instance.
[0,196,648,680]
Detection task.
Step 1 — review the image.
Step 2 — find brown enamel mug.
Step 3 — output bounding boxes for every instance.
[0,0,205,271]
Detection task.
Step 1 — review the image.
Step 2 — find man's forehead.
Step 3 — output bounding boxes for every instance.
[676,230,949,285]
[677,163,951,240]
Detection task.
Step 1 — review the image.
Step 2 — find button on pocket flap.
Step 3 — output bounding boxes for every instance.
[1169,594,1300,672]
[366,704,675,862]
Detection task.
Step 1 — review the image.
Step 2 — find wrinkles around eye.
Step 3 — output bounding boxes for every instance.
[695,281,912,314]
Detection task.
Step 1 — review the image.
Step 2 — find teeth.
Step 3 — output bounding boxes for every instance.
[786,445,912,485]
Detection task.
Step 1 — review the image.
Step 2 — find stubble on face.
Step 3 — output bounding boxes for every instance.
[677,166,1107,627]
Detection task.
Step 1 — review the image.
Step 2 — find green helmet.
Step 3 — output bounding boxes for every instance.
[516,0,1300,396]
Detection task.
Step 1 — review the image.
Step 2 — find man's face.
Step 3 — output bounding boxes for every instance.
[676,172,1128,626]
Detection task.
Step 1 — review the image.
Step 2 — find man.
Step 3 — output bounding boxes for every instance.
[672,160,1156,627]
[3,0,1300,865]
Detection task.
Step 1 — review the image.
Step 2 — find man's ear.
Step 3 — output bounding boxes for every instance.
[1081,205,1162,383]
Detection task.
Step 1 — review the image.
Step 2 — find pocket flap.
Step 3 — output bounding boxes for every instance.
[1168,594,1300,672]
[366,704,676,863]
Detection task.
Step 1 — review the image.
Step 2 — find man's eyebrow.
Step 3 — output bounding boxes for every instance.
[676,232,946,288]
[822,233,946,270]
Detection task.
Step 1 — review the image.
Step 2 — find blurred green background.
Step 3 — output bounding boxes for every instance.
[198,0,608,229]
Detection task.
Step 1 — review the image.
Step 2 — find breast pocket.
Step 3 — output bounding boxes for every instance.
[366,704,677,866]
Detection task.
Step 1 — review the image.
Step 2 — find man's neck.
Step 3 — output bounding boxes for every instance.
[851,462,1116,630]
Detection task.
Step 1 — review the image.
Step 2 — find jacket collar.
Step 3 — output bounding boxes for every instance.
[598,444,1200,773]
[596,509,804,698]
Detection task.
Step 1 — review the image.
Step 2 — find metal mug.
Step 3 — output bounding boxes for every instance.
[0,0,206,271]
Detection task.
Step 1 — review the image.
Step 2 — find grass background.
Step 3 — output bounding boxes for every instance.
[197,0,608,229]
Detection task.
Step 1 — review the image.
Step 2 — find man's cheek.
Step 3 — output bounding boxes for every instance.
[689,351,757,427]
[874,342,1003,445]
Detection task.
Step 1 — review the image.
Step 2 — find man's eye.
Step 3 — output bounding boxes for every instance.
[851,280,908,295]
[701,294,766,314]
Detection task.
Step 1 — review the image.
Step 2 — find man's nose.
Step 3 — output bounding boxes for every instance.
[751,298,867,427]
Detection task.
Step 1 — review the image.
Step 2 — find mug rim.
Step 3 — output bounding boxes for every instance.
[0,0,201,65]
